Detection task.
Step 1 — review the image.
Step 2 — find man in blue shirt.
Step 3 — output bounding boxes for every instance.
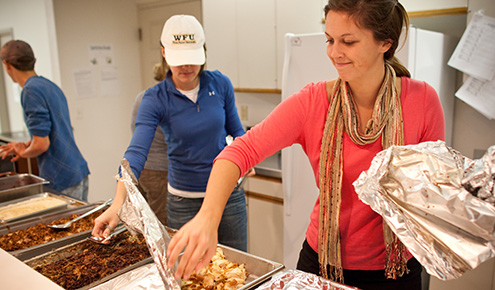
[0,40,90,201]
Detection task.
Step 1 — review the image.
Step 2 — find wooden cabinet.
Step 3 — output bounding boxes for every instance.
[14,158,39,175]
[244,175,284,264]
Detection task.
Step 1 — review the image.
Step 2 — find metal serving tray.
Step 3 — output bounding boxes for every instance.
[221,245,285,290]
[1,203,105,261]
[164,227,284,289]
[0,192,76,224]
[92,243,285,290]
[0,174,49,203]
[23,228,284,290]
[24,227,153,290]
[165,227,284,289]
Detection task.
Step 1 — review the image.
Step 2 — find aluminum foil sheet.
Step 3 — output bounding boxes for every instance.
[256,269,359,290]
[462,145,495,205]
[90,263,165,290]
[353,140,495,280]
[118,159,180,289]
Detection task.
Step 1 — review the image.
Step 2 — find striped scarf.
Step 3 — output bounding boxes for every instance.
[318,63,408,283]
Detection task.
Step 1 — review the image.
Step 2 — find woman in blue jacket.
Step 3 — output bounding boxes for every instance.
[92,15,247,251]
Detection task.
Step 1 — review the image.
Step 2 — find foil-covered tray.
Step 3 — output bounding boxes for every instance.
[0,173,49,203]
[0,202,107,261]
[24,228,153,290]
[0,192,77,224]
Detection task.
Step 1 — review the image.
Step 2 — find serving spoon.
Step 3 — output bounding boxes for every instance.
[87,225,126,244]
[48,198,113,229]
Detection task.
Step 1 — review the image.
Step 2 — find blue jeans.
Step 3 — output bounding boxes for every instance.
[60,176,89,202]
[167,188,247,251]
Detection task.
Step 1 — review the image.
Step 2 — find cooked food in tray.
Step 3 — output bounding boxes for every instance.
[183,247,248,290]
[27,228,249,290]
[0,210,104,251]
[0,195,67,221]
[28,231,150,290]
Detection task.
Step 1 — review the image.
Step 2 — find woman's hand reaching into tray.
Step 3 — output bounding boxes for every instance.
[167,159,242,280]
[92,181,127,240]
[166,211,219,280]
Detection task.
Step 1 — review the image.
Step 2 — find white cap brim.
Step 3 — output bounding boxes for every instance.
[164,46,205,67]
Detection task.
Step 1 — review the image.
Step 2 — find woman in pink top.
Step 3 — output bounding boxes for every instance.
[167,0,445,289]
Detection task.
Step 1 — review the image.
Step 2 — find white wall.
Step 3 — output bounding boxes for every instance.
[0,0,59,132]
[401,0,467,12]
[53,0,142,202]
[0,0,58,81]
[0,0,142,202]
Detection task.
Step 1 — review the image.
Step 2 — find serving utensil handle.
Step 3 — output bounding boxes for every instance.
[69,198,113,224]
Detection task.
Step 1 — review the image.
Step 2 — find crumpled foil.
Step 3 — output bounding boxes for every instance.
[117,159,180,289]
[462,146,495,205]
[256,269,359,290]
[89,263,165,290]
[353,140,495,280]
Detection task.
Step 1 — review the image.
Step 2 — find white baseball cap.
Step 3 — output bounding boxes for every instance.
[161,15,205,66]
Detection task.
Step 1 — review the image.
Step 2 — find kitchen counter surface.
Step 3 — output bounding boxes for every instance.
[254,151,282,179]
[0,131,30,144]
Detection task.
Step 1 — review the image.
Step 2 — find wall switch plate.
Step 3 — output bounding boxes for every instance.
[240,105,248,121]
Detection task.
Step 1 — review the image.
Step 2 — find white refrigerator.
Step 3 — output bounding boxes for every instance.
[281,28,457,269]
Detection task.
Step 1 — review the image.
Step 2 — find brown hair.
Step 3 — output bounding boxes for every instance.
[1,40,36,71]
[153,55,168,82]
[324,0,410,77]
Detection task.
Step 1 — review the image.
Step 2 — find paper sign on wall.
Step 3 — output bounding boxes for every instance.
[89,44,114,66]
[73,68,96,99]
[448,11,495,81]
[100,66,121,97]
[455,77,495,120]
[448,11,495,120]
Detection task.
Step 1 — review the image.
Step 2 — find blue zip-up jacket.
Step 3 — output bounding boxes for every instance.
[124,70,245,192]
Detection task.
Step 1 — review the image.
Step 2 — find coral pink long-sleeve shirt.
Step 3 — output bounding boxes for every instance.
[217,77,445,270]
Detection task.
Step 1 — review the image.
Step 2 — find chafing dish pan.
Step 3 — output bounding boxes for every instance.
[166,228,284,289]
[0,192,76,224]
[91,243,284,290]
[24,228,284,290]
[219,245,285,290]
[24,228,152,290]
[0,173,49,203]
[0,203,107,261]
